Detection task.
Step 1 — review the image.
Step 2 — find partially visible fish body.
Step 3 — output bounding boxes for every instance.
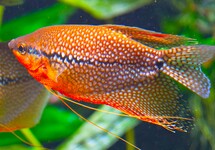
[8,25,215,132]
[0,42,49,132]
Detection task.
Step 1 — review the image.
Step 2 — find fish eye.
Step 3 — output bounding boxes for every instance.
[155,58,164,69]
[18,43,27,54]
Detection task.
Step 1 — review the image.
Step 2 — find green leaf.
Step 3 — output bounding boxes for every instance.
[57,105,139,150]
[0,2,76,41]
[0,144,29,150]
[0,132,24,146]
[31,105,84,142]
[59,0,152,19]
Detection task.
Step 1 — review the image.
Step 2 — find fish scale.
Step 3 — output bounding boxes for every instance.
[9,25,215,132]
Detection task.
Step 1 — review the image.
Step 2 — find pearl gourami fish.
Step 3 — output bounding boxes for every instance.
[0,42,49,132]
[8,25,215,132]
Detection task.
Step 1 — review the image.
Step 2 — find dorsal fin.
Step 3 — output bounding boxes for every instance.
[101,25,197,49]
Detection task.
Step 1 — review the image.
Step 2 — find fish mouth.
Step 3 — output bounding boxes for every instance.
[8,39,15,50]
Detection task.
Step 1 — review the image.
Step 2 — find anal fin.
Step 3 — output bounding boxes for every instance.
[89,73,193,132]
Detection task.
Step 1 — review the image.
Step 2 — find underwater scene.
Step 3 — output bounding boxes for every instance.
[0,0,215,150]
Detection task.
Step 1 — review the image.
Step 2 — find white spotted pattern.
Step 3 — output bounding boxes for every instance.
[10,25,215,132]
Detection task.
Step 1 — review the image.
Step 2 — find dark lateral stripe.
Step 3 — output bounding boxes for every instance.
[42,51,92,64]
[41,51,122,66]
[30,48,103,65]
[0,76,32,86]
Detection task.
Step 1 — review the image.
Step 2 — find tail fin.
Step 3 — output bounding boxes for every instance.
[161,45,215,98]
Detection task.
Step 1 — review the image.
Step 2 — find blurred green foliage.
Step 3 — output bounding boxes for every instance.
[59,0,152,19]
[0,2,76,41]
[162,0,215,39]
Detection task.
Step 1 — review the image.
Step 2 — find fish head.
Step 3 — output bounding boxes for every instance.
[8,30,61,86]
[8,33,53,84]
[8,35,43,72]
